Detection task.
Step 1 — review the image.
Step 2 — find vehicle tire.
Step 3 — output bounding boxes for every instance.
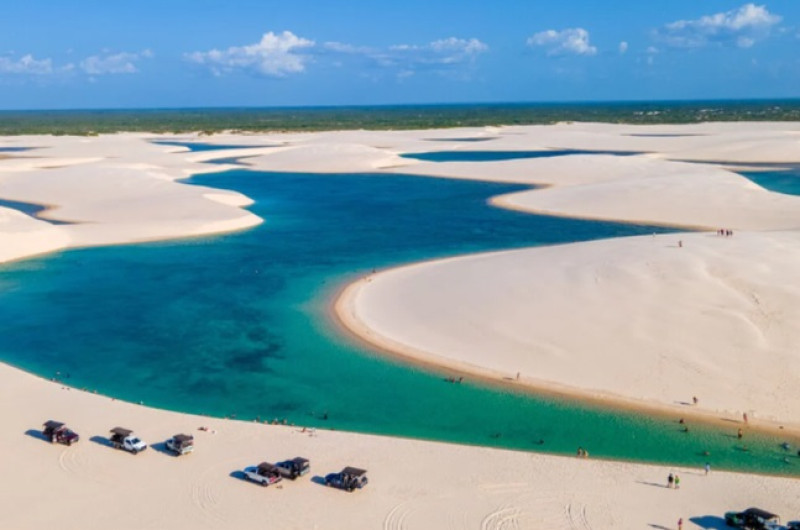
[132,449,138,455]
[67,440,72,446]
[261,481,268,487]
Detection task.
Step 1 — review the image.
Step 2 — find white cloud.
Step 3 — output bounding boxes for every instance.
[656,3,781,48]
[618,41,629,54]
[324,37,487,78]
[527,28,597,56]
[322,41,371,54]
[387,37,488,67]
[0,54,55,75]
[80,50,151,75]
[429,37,488,56]
[186,31,315,77]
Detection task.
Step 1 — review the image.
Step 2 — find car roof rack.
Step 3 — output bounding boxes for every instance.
[110,427,133,437]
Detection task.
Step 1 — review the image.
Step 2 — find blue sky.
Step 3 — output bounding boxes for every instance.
[0,1,798,109]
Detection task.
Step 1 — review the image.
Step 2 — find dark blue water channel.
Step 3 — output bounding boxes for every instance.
[0,147,31,152]
[740,166,800,196]
[1,168,798,474]
[0,198,72,225]
[153,141,272,152]
[402,149,643,162]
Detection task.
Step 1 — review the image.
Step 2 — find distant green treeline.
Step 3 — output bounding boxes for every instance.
[0,100,799,135]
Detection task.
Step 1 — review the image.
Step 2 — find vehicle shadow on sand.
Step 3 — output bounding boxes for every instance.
[24,429,50,443]
[311,475,327,487]
[229,470,248,482]
[150,441,178,457]
[689,515,728,529]
[89,435,113,448]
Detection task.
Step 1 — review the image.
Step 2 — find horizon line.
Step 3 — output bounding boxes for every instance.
[2,97,800,113]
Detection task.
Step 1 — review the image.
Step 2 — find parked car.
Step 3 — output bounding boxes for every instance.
[42,420,79,445]
[165,434,194,456]
[324,467,368,492]
[243,462,282,487]
[725,507,781,529]
[274,457,310,479]
[109,427,147,454]
[786,522,800,530]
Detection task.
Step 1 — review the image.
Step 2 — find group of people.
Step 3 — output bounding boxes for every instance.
[576,446,589,458]
[717,228,734,237]
[667,472,681,489]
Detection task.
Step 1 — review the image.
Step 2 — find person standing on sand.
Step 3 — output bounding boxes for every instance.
[675,474,680,489]
[678,517,683,530]
[668,473,674,488]
[704,463,710,475]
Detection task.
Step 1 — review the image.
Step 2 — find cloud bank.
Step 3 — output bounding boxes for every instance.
[656,3,781,48]
[187,31,487,79]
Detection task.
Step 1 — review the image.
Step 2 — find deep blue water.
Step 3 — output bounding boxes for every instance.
[0,198,47,217]
[424,137,497,142]
[740,167,800,196]
[153,141,272,152]
[402,149,643,162]
[0,198,72,225]
[0,147,31,152]
[1,168,798,474]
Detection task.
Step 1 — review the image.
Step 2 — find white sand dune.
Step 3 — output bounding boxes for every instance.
[338,231,800,427]
[3,123,800,528]
[0,134,261,263]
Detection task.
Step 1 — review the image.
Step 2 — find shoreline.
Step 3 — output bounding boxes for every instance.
[332,263,800,442]
[7,359,800,480]
[4,361,800,529]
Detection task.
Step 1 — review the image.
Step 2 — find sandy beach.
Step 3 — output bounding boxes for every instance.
[2,123,800,528]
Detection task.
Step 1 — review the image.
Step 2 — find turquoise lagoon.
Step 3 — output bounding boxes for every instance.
[740,166,800,197]
[1,166,798,475]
